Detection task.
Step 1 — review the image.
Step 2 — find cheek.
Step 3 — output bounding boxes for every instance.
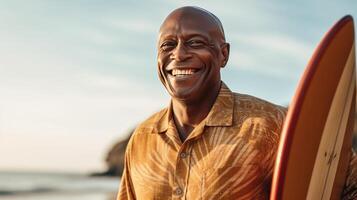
[157,54,169,70]
[197,50,219,66]
[157,56,167,85]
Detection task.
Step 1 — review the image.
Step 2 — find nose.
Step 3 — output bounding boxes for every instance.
[170,42,191,61]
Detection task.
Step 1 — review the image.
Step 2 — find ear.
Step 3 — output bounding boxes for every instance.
[220,43,230,68]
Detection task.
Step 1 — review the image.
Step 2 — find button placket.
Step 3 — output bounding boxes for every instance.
[173,142,194,199]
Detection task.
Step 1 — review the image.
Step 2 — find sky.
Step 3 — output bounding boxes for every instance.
[0,0,356,173]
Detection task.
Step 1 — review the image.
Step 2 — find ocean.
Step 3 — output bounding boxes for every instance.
[0,171,120,200]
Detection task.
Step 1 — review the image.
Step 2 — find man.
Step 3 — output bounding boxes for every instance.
[117,6,356,200]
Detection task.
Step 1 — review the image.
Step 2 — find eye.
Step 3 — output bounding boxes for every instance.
[160,41,176,51]
[187,39,205,48]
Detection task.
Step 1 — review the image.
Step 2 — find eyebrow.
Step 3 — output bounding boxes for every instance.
[159,32,211,42]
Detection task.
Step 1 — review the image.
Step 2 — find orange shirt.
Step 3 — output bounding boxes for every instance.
[117,83,286,199]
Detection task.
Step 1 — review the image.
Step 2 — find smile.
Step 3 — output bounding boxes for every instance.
[169,68,200,76]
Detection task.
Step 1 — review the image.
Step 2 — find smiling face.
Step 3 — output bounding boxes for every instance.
[157,7,229,103]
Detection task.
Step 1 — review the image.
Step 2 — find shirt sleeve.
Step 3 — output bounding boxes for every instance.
[116,138,136,200]
[342,150,357,200]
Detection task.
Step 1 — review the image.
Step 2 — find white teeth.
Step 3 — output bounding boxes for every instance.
[172,69,197,76]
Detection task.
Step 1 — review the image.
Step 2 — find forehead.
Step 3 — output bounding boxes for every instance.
[158,10,221,41]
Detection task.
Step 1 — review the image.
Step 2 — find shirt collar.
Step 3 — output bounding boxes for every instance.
[151,82,234,134]
[205,82,234,126]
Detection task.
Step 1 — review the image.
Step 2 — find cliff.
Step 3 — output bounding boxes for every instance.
[91,129,133,177]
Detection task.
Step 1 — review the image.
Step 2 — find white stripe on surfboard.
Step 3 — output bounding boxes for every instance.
[321,43,356,199]
[306,42,356,200]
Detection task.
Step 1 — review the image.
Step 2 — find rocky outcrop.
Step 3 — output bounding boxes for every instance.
[104,136,131,176]
[91,129,133,177]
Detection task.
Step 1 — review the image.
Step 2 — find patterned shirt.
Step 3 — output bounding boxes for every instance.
[117,82,286,199]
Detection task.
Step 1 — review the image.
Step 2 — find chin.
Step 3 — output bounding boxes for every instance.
[169,89,192,100]
[167,86,201,102]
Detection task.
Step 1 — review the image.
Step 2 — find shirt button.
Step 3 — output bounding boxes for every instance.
[180,152,187,158]
[175,187,183,195]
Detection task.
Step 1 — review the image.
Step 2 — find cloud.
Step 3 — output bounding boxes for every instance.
[228,33,314,78]
[235,33,313,58]
[103,17,158,34]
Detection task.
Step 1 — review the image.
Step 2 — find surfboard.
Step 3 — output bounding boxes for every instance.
[270,15,356,200]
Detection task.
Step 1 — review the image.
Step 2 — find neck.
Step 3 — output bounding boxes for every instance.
[171,82,221,141]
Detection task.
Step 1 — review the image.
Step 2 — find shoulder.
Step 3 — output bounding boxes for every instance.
[125,107,168,152]
[232,92,287,147]
[232,93,287,157]
[233,92,287,125]
[233,92,286,113]
[132,107,168,136]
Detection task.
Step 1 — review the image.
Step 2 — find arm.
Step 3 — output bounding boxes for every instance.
[263,107,287,195]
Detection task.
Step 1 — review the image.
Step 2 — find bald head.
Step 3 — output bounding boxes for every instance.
[159,6,226,42]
